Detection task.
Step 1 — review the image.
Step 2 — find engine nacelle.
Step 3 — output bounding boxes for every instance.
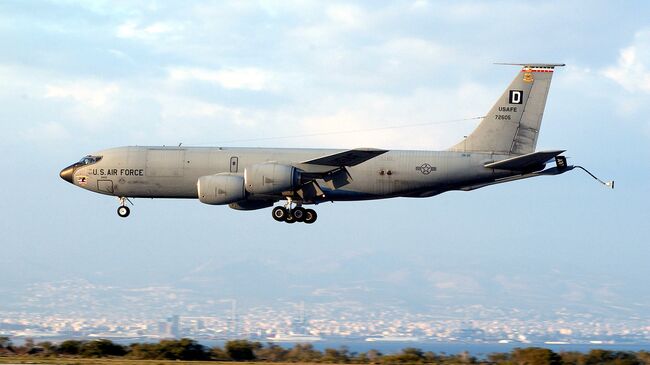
[197,174,245,205]
[229,200,275,211]
[244,163,300,194]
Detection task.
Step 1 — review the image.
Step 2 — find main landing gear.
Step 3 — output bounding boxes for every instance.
[272,201,317,224]
[117,197,132,218]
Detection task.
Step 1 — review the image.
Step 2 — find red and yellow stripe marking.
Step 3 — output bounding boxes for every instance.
[521,68,554,73]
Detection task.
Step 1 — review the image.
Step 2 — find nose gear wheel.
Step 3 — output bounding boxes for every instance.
[117,205,130,218]
[117,197,133,218]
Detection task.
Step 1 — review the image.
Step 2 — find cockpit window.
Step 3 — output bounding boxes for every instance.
[78,155,102,165]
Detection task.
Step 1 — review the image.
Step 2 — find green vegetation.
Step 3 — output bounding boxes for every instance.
[128,339,209,361]
[1,338,650,364]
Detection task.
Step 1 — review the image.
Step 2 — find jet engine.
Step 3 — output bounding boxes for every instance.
[197,174,246,205]
[229,200,275,211]
[244,163,301,194]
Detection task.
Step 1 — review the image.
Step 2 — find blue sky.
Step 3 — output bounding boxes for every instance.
[1,1,649,316]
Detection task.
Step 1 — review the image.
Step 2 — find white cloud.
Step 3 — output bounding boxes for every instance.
[156,95,251,125]
[288,4,370,46]
[45,81,119,109]
[602,29,650,94]
[20,121,70,142]
[368,37,457,79]
[294,83,492,150]
[410,0,430,10]
[107,48,133,62]
[378,37,448,61]
[431,2,554,23]
[116,20,182,41]
[326,4,366,29]
[443,3,491,20]
[42,79,124,130]
[167,66,278,91]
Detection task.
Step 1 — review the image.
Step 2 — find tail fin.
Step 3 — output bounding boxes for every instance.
[450,63,564,155]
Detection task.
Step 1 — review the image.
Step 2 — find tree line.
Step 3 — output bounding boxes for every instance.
[1,336,650,364]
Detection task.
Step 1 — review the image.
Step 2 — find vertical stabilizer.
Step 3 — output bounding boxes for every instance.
[450,63,564,155]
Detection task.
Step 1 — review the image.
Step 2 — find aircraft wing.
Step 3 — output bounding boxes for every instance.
[484,150,565,171]
[295,148,387,196]
[301,148,388,167]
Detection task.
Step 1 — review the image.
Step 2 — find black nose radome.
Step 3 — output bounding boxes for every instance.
[59,165,75,184]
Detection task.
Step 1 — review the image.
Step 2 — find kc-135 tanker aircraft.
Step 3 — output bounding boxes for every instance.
[60,63,613,224]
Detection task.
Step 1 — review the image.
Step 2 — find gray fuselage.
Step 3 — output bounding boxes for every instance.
[64,146,516,203]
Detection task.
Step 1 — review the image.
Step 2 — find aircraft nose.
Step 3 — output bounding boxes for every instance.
[59,165,75,184]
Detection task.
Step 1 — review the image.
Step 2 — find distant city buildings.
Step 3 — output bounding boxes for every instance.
[157,315,180,338]
[2,280,649,345]
[2,305,650,345]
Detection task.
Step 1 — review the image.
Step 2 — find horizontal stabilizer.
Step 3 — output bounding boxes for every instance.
[484,150,565,171]
[494,62,566,67]
[302,148,388,167]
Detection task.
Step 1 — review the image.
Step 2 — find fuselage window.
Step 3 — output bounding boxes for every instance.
[78,155,102,165]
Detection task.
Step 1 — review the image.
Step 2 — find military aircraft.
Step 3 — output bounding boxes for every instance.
[60,63,611,224]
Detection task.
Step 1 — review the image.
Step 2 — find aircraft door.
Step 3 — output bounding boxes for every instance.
[97,179,114,194]
[230,156,239,173]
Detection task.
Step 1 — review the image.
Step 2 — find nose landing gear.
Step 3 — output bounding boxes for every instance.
[117,197,132,218]
[117,205,130,218]
[271,200,317,224]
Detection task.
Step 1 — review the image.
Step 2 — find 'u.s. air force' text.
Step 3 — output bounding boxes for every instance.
[90,168,144,176]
